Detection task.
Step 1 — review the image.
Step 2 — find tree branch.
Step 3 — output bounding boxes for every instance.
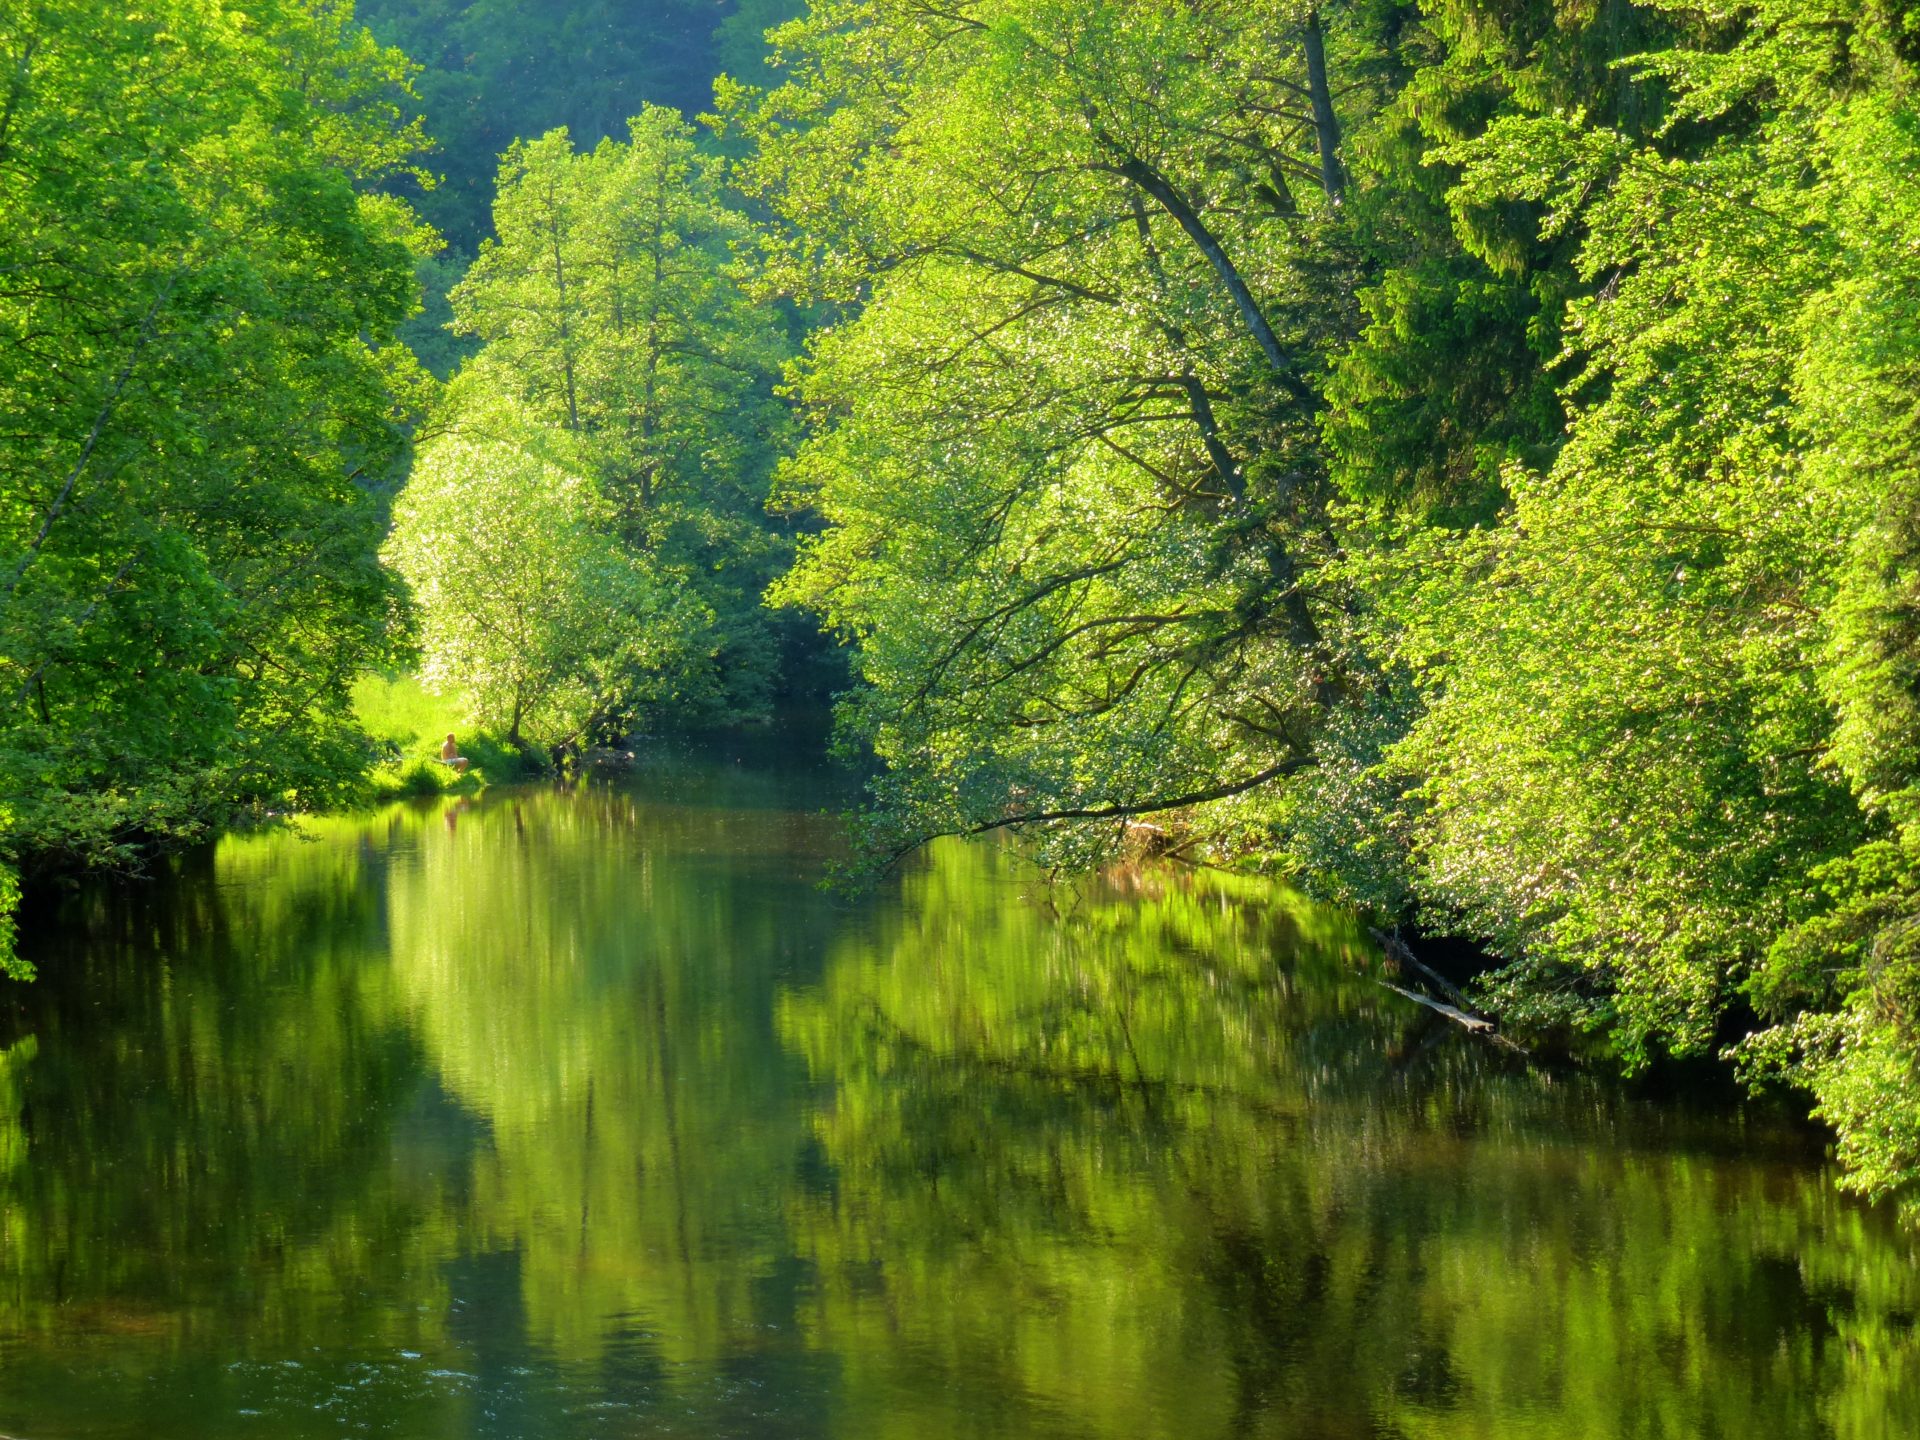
[882,755,1315,869]
[1091,148,1315,405]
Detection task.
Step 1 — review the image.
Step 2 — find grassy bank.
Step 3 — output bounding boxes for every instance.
[351,674,545,801]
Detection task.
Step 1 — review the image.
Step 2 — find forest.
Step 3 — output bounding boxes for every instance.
[4,0,1920,1232]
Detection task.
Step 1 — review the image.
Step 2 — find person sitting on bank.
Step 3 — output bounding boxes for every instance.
[440,733,470,773]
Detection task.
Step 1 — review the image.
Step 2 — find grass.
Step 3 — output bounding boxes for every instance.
[351,673,544,802]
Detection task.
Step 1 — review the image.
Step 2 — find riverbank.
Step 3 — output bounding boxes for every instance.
[351,673,547,801]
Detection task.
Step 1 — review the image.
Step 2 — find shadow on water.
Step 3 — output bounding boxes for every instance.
[1,739,1917,1438]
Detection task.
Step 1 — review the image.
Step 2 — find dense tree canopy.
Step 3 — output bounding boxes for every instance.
[7,0,1920,1231]
[384,429,682,746]
[356,0,804,253]
[0,0,436,974]
[0,1,809,973]
[727,0,1920,1218]
[411,112,794,735]
[721,0,1375,867]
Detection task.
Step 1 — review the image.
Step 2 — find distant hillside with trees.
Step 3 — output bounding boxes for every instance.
[358,0,803,253]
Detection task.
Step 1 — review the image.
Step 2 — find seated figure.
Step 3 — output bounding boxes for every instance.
[439,733,470,773]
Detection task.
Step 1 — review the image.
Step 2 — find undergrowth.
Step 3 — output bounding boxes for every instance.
[351,673,546,801]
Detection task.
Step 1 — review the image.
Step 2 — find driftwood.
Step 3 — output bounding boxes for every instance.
[1377,982,1492,1032]
[1370,927,1473,1008]
[1370,928,1526,1054]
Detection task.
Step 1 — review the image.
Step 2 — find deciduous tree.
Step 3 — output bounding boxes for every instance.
[0,0,436,972]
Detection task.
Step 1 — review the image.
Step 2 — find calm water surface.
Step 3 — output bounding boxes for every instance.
[4,742,1919,1439]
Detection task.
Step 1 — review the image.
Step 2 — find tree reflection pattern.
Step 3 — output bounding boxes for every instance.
[3,778,1917,1438]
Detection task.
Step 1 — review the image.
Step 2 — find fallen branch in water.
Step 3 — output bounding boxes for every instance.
[1377,981,1528,1053]
[1377,981,1489,1031]
[1371,927,1473,1008]
[1371,928,1526,1053]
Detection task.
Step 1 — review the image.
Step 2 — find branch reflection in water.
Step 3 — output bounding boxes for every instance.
[5,750,1917,1439]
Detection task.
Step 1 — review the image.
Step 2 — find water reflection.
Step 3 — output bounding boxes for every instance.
[4,751,1918,1438]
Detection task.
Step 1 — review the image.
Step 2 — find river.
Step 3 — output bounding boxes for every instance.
[4,740,1917,1438]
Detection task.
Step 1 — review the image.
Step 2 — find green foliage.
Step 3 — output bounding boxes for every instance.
[1367,0,1920,1178]
[1385,2,1920,1082]
[350,671,532,798]
[395,251,477,379]
[723,0,1381,868]
[0,854,19,982]
[350,672,468,755]
[0,1,434,933]
[384,426,688,746]
[737,0,1920,1220]
[1320,262,1560,524]
[355,0,805,252]
[1317,0,1666,524]
[10,0,1920,1245]
[412,112,794,735]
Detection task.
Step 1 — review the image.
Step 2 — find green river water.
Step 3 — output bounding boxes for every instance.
[3,741,1918,1439]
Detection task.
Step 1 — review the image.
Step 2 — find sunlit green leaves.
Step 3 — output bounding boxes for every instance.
[384,426,692,745]
[736,0,1920,1219]
[436,111,794,727]
[0,0,435,924]
[735,1,1377,865]
[1381,4,1920,1177]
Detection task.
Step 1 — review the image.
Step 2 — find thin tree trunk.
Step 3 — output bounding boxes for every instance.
[1104,153,1314,404]
[1303,10,1346,203]
[1176,373,1244,500]
[640,177,665,513]
[1126,199,1325,655]
[546,197,580,431]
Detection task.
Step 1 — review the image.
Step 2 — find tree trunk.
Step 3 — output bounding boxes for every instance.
[1303,10,1346,203]
[1176,373,1245,499]
[1108,153,1315,405]
[547,206,580,431]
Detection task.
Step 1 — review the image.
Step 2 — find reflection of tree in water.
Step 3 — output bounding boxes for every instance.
[0,783,853,1432]
[0,817,469,1434]
[2,798,1917,1438]
[777,841,1920,1440]
[383,784,840,1369]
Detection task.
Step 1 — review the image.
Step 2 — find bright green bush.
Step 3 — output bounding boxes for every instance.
[0,858,22,982]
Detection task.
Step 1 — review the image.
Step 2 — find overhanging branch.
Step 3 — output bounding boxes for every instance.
[880,754,1315,870]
